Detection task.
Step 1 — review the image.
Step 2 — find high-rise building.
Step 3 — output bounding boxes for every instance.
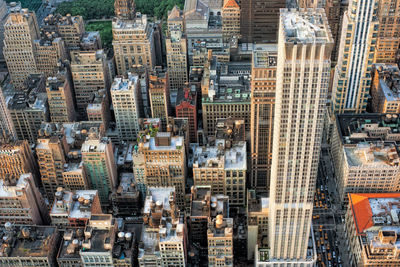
[374,0,400,63]
[138,132,186,208]
[34,33,67,77]
[81,130,117,208]
[114,0,135,19]
[0,173,50,225]
[3,8,39,89]
[222,0,240,42]
[239,0,286,43]
[110,173,141,216]
[149,69,171,131]
[0,140,37,183]
[331,114,400,202]
[371,64,400,114]
[46,70,76,123]
[188,185,229,258]
[42,14,85,51]
[207,215,234,267]
[139,187,187,266]
[0,85,15,138]
[250,44,277,192]
[111,74,143,142]
[36,133,67,203]
[71,50,110,120]
[0,0,7,65]
[191,139,247,206]
[112,14,156,75]
[332,0,379,113]
[0,224,60,266]
[346,193,400,266]
[87,89,111,129]
[175,86,197,143]
[50,188,102,228]
[166,6,188,92]
[267,9,333,264]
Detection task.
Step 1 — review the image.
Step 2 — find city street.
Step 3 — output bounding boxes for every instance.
[313,147,350,267]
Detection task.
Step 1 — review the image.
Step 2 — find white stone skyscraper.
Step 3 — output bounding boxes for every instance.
[267,8,333,266]
[331,0,378,113]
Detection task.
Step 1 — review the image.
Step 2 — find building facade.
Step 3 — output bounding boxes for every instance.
[149,69,171,131]
[222,0,240,42]
[371,64,400,114]
[207,215,233,267]
[114,0,135,20]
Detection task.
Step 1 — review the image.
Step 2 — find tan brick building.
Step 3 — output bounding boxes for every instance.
[114,0,135,20]
[371,64,400,114]
[149,69,171,131]
[222,0,240,42]
[34,34,67,77]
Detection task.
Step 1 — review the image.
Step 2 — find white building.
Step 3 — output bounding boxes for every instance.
[267,8,333,266]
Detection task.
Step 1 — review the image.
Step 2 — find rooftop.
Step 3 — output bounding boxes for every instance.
[349,193,400,235]
[81,214,115,253]
[111,74,138,92]
[81,31,100,44]
[374,64,400,102]
[112,13,149,30]
[190,186,229,218]
[344,142,400,167]
[115,173,139,196]
[0,173,32,198]
[252,44,278,68]
[142,133,184,151]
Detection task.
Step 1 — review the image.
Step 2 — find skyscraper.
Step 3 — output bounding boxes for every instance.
[111,74,143,142]
[149,69,171,131]
[268,8,333,264]
[81,129,117,208]
[250,44,277,192]
[222,0,241,42]
[114,0,135,20]
[166,6,188,92]
[0,85,15,138]
[332,0,379,113]
[3,8,40,89]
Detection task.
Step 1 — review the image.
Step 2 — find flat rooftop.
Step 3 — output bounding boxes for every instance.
[344,142,400,167]
[111,75,138,92]
[143,187,175,214]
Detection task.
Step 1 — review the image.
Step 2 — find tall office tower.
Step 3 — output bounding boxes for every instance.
[42,14,85,51]
[222,0,240,42]
[207,215,234,267]
[371,64,400,114]
[375,0,400,63]
[0,224,60,266]
[149,69,171,131]
[111,74,142,142]
[239,0,286,43]
[139,187,187,266]
[0,0,8,65]
[71,50,110,120]
[0,140,37,184]
[138,132,186,208]
[114,0,135,20]
[0,85,16,138]
[3,8,39,90]
[46,73,76,123]
[0,173,50,225]
[112,13,156,75]
[332,0,379,114]
[34,33,67,77]
[250,44,277,192]
[176,86,197,143]
[81,129,117,208]
[36,132,67,203]
[7,75,49,144]
[166,6,188,93]
[267,9,333,264]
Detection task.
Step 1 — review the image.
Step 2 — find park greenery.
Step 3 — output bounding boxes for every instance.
[5,0,42,11]
[55,0,185,20]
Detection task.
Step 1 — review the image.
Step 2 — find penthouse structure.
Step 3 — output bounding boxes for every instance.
[112,13,156,74]
[50,188,102,228]
[42,14,85,51]
[371,64,400,114]
[207,215,233,267]
[332,114,400,202]
[81,130,118,208]
[267,8,332,265]
[188,185,229,257]
[250,44,277,192]
[7,75,49,144]
[139,187,187,266]
[111,74,143,142]
[0,224,60,266]
[166,6,188,92]
[149,69,171,130]
[346,193,400,266]
[3,8,39,89]
[0,173,49,225]
[191,139,246,206]
[71,50,110,120]
[110,173,141,217]
[139,132,186,208]
[202,60,251,137]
